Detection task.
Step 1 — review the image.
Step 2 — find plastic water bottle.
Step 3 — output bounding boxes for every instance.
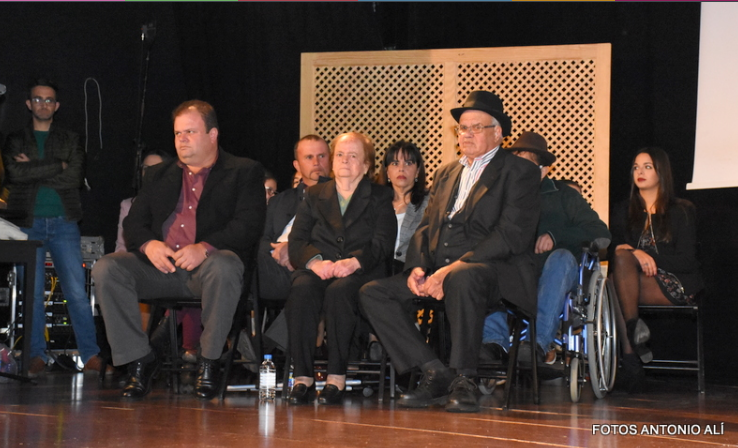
[259,354,276,401]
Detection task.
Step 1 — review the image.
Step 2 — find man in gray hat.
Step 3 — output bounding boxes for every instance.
[360,91,541,413]
[482,131,611,366]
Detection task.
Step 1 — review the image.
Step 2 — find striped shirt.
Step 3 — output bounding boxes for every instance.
[449,146,499,218]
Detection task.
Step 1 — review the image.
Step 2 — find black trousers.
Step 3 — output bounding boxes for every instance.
[359,262,500,375]
[285,269,375,377]
[256,246,292,301]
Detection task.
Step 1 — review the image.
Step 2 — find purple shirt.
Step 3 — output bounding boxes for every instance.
[140,160,216,254]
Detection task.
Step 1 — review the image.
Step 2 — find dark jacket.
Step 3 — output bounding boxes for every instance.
[288,178,396,278]
[406,149,541,316]
[123,149,266,265]
[258,181,306,268]
[2,123,84,227]
[610,199,703,296]
[537,177,611,272]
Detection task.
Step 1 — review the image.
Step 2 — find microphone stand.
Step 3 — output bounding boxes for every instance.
[132,21,156,195]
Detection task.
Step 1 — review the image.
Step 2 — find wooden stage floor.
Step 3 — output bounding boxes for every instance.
[0,370,736,448]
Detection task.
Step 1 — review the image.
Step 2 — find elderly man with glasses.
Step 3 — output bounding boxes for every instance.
[360,90,541,413]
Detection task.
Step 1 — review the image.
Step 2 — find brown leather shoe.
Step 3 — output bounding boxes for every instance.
[28,357,47,378]
[83,355,114,376]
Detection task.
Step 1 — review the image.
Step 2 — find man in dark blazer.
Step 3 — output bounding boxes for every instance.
[257,134,330,300]
[93,100,266,399]
[360,91,541,413]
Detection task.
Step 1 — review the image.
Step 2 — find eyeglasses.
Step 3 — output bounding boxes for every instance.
[31,97,56,105]
[454,124,496,135]
[265,186,277,197]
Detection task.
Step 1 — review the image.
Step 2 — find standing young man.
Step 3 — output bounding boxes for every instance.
[3,78,104,376]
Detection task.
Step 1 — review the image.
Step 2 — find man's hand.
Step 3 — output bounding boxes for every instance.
[144,240,177,273]
[535,233,554,254]
[14,154,30,163]
[172,243,209,272]
[424,260,463,300]
[307,259,335,280]
[333,258,360,278]
[270,242,294,271]
[407,267,428,297]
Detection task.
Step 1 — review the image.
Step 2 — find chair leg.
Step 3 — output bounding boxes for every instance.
[218,329,240,400]
[437,309,447,364]
[378,348,387,401]
[168,308,180,393]
[503,317,523,411]
[696,306,705,393]
[528,319,540,405]
[390,364,396,399]
[282,354,291,399]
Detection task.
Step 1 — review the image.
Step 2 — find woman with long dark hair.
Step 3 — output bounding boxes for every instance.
[610,147,703,393]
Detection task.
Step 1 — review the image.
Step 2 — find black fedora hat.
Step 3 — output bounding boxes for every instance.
[506,131,557,167]
[451,90,512,137]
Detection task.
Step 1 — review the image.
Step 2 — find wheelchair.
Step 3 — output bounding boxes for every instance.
[563,238,618,402]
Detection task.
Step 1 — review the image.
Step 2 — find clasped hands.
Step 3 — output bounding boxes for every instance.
[407,260,463,301]
[306,257,361,280]
[145,240,209,273]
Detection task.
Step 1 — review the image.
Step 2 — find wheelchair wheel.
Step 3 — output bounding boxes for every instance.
[586,271,618,398]
[569,356,582,403]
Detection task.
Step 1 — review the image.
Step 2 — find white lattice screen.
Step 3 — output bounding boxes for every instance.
[301,45,611,222]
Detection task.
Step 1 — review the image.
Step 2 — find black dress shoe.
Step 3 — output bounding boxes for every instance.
[445,375,479,413]
[122,353,160,399]
[194,357,220,399]
[518,342,545,367]
[480,342,509,364]
[397,367,455,408]
[288,383,316,405]
[614,353,646,394]
[318,384,345,405]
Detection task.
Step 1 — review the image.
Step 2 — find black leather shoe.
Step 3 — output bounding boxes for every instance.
[194,357,220,399]
[480,342,509,364]
[615,353,646,394]
[318,384,346,405]
[368,341,384,362]
[627,318,653,364]
[397,367,454,408]
[518,342,544,367]
[288,383,316,405]
[445,375,480,413]
[122,353,160,399]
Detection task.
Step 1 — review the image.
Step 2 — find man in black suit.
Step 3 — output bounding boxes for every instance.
[360,91,541,413]
[93,100,266,399]
[257,135,330,300]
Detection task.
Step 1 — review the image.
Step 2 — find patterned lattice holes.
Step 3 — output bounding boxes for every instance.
[455,59,598,204]
[311,58,600,206]
[313,64,444,187]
